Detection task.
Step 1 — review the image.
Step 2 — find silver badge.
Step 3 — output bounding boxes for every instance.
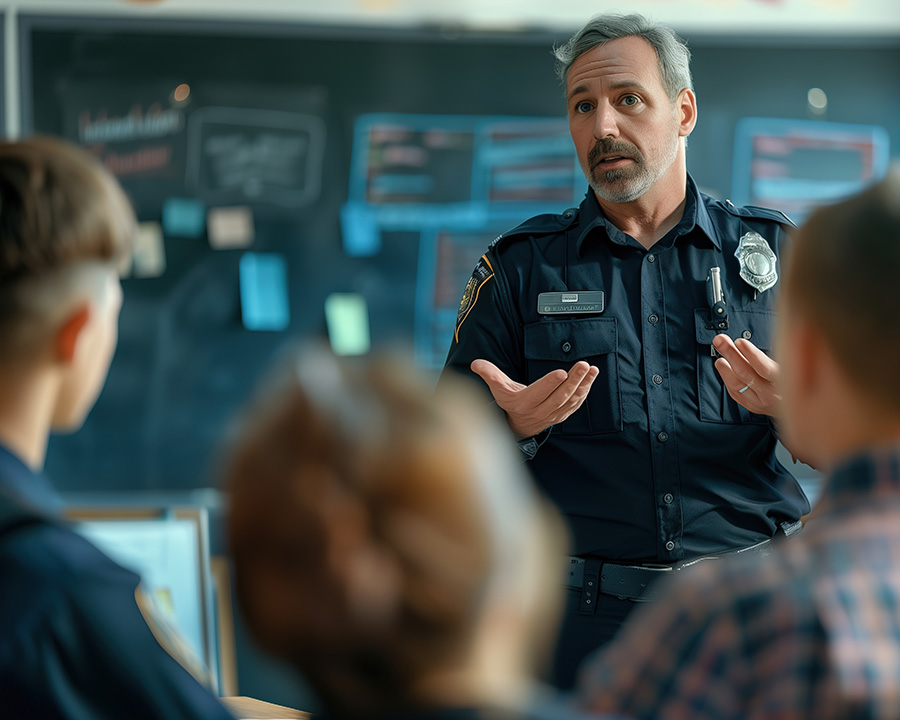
[735,231,777,293]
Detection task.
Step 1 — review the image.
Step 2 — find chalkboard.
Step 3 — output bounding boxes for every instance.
[26,17,574,495]
[22,16,900,497]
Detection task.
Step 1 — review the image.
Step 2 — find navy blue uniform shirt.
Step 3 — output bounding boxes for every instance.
[0,443,235,720]
[443,176,809,560]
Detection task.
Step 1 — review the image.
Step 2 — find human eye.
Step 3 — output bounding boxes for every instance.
[574,100,593,114]
[621,94,640,107]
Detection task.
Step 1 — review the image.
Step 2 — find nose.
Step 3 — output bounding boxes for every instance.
[593,102,619,139]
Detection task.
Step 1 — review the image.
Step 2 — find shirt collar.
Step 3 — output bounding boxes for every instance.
[576,173,721,256]
[826,447,900,498]
[811,446,900,523]
[0,443,64,515]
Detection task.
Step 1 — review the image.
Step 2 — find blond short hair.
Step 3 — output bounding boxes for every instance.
[0,136,135,356]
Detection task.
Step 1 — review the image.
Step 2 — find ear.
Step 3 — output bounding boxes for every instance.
[54,305,91,364]
[792,316,825,400]
[676,88,698,138]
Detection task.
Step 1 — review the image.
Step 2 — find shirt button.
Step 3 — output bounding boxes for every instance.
[648,313,659,325]
[742,330,752,340]
[647,254,656,263]
[657,431,669,443]
[663,493,674,504]
[561,341,572,353]
[652,374,663,385]
[665,541,675,551]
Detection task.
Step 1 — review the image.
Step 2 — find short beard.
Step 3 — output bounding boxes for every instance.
[587,134,679,204]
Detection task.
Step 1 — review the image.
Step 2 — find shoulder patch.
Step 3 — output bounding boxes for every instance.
[136,583,212,687]
[455,254,494,343]
[489,207,579,250]
[722,201,795,228]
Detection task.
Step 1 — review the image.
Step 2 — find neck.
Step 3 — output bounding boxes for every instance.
[595,156,689,250]
[0,366,58,470]
[408,621,534,712]
[409,665,532,714]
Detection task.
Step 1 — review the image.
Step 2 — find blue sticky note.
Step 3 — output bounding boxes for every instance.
[239,253,290,331]
[340,202,381,257]
[162,197,207,238]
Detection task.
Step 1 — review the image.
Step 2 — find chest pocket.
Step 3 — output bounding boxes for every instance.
[694,308,774,425]
[524,318,621,435]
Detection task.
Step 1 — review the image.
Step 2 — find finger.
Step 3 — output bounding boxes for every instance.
[712,335,760,383]
[714,358,763,410]
[526,365,577,404]
[536,361,595,412]
[734,338,779,383]
[714,357,752,394]
[554,365,600,418]
[470,359,526,393]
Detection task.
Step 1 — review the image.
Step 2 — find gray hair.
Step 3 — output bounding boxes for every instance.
[553,13,693,101]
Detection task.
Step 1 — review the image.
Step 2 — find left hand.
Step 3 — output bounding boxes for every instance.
[712,334,781,418]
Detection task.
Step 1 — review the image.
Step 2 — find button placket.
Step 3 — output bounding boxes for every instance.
[640,246,683,560]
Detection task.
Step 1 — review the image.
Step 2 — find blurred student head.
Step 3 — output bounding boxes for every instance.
[776,167,900,470]
[0,136,134,433]
[226,346,567,718]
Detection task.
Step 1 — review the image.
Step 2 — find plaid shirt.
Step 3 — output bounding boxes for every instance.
[577,447,900,720]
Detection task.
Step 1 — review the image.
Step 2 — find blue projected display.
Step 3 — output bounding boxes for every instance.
[342,113,582,367]
[342,113,580,256]
[731,117,890,225]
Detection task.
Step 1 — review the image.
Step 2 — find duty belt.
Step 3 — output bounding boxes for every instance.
[566,521,802,603]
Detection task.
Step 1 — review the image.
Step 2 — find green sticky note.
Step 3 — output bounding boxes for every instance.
[325,293,370,356]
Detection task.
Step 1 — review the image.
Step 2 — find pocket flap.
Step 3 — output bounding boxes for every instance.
[694,308,775,349]
[524,318,617,361]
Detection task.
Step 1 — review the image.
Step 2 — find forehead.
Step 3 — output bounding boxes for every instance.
[566,35,665,96]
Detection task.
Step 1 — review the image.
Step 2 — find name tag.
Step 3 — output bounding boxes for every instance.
[537,291,605,315]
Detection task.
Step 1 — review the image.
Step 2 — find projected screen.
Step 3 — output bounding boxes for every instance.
[731,117,890,224]
[341,113,580,257]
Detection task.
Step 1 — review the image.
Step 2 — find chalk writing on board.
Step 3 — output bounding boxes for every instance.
[62,85,189,217]
[186,107,326,208]
[79,106,184,144]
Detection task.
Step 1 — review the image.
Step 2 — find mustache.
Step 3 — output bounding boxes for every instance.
[588,138,642,168]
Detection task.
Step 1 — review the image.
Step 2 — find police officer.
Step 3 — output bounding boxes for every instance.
[441,13,809,689]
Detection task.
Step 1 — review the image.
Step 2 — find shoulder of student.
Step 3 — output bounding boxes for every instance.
[0,516,137,592]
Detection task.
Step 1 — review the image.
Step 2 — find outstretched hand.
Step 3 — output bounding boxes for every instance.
[470,358,599,438]
[712,334,780,418]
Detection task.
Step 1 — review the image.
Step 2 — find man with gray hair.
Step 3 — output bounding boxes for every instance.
[441,13,808,688]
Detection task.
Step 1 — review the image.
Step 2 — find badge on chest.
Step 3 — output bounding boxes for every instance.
[537,291,605,315]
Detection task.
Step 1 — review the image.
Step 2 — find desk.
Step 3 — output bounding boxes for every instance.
[222,696,310,719]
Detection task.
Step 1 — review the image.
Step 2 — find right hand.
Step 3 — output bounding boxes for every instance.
[470,358,599,439]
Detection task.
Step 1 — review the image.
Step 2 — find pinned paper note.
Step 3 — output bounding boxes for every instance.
[207,206,254,249]
[239,253,290,331]
[162,197,206,238]
[132,222,167,278]
[325,293,370,356]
